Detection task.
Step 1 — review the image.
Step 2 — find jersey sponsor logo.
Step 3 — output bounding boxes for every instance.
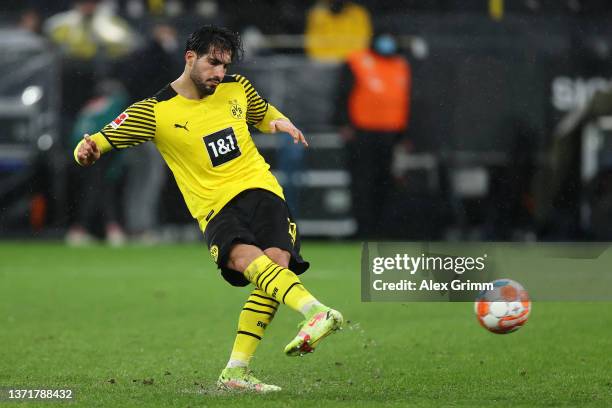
[110,112,129,129]
[203,127,241,167]
[229,99,244,119]
[210,245,219,263]
[288,218,297,246]
[174,121,189,131]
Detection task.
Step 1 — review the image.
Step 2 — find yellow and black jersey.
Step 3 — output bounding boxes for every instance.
[75,74,288,231]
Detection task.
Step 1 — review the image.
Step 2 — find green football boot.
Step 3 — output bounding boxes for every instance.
[217,367,281,393]
[284,308,343,356]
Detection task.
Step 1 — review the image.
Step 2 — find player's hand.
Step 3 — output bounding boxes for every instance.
[76,134,100,166]
[270,119,308,147]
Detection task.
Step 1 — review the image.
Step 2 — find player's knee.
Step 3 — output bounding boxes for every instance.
[227,243,263,272]
[264,247,290,268]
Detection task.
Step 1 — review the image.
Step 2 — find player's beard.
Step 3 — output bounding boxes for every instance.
[191,72,220,97]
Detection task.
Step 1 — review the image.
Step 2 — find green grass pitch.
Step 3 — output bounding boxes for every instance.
[0,242,611,407]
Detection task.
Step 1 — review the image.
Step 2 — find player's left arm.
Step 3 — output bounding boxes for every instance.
[268,114,308,147]
[236,75,308,147]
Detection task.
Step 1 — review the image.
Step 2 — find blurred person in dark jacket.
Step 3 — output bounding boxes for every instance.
[66,80,129,246]
[17,7,43,35]
[116,22,181,242]
[337,32,412,238]
[536,87,612,239]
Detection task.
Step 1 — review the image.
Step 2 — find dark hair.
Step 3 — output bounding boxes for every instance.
[185,25,243,63]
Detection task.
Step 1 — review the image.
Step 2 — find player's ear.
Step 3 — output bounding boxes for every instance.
[185,50,197,68]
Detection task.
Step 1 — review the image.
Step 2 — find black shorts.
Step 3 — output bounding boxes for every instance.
[204,189,309,286]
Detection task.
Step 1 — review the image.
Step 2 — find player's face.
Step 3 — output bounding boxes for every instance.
[189,48,232,96]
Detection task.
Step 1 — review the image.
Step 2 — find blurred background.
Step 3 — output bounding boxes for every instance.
[2,0,612,244]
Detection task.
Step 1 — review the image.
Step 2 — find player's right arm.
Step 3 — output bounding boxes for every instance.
[234,74,308,147]
[73,98,157,166]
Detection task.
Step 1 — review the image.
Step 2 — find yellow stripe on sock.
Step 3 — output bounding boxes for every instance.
[249,293,279,305]
[243,255,275,283]
[257,265,281,289]
[243,257,319,315]
[246,300,278,310]
[282,282,301,303]
[228,288,276,366]
[237,330,262,340]
[242,307,275,316]
[262,269,282,292]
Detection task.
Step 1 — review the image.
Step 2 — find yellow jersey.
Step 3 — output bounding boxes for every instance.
[75,74,288,231]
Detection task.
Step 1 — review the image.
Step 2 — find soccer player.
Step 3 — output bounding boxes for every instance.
[73,25,343,393]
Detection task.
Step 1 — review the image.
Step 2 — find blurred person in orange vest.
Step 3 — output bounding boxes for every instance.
[336,32,411,238]
[305,0,372,62]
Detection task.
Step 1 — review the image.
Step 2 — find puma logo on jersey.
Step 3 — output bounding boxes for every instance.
[174,121,189,131]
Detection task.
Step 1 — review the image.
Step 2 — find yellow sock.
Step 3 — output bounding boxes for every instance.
[243,255,324,316]
[228,288,278,367]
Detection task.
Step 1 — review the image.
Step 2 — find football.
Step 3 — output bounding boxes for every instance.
[474,279,531,334]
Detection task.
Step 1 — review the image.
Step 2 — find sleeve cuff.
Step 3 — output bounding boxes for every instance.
[255,104,289,133]
[73,132,113,165]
